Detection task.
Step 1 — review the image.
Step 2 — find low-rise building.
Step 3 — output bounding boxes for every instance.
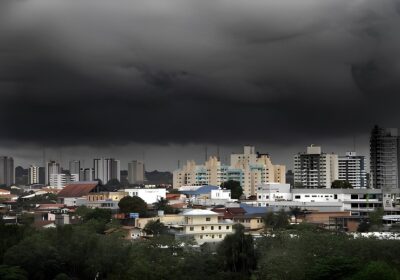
[178,209,234,244]
[124,188,166,204]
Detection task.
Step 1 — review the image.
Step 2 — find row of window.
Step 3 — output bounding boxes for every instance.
[189,225,230,231]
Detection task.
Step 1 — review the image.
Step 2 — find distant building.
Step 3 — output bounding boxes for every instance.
[286,170,294,186]
[0,156,14,186]
[28,165,40,185]
[69,160,81,180]
[80,168,94,181]
[338,152,367,188]
[370,126,400,191]
[93,158,120,184]
[294,145,338,188]
[128,160,145,184]
[49,173,79,188]
[173,146,286,197]
[46,161,61,185]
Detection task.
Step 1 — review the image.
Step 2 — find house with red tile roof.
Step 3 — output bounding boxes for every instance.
[57,181,102,207]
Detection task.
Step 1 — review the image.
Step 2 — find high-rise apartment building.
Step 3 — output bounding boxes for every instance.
[338,152,367,188]
[46,161,61,185]
[294,145,338,188]
[370,126,400,191]
[128,160,145,184]
[173,146,286,197]
[93,158,120,184]
[28,165,40,185]
[0,156,14,186]
[69,160,81,180]
[80,168,94,181]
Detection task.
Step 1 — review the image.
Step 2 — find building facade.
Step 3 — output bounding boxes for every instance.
[128,160,145,184]
[173,146,286,197]
[28,165,40,185]
[370,126,400,191]
[69,160,81,180]
[294,145,338,188]
[93,158,120,184]
[46,161,61,185]
[0,156,14,186]
[338,152,367,188]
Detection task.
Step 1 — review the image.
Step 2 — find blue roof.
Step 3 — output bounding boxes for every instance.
[240,203,271,214]
[181,185,219,195]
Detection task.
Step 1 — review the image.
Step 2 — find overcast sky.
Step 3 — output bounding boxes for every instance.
[0,0,399,171]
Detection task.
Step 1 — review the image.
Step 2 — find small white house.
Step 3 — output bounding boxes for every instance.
[211,189,231,200]
[124,188,166,204]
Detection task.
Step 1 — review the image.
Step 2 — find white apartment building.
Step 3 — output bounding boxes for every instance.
[124,188,166,204]
[28,165,40,185]
[294,145,338,188]
[179,209,234,244]
[338,152,367,188]
[173,146,286,197]
[46,161,61,185]
[49,173,79,188]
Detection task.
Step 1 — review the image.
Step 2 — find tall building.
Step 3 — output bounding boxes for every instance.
[46,161,61,185]
[28,165,40,185]
[0,156,14,186]
[370,126,400,191]
[294,145,338,188]
[338,152,367,188]
[69,160,81,180]
[80,168,94,181]
[49,173,79,188]
[173,146,286,197]
[93,158,120,184]
[128,160,145,184]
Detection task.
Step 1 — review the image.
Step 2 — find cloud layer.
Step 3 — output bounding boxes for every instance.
[1,0,400,147]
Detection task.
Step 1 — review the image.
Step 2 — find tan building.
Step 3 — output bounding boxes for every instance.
[180,209,234,244]
[87,191,128,202]
[173,146,286,197]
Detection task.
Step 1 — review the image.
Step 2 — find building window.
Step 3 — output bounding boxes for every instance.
[200,235,203,239]
[201,226,204,230]
[219,234,222,238]
[218,226,221,230]
[190,227,194,231]
[295,195,300,199]
[226,226,230,230]
[212,235,215,238]
[211,226,214,230]
[206,217,211,221]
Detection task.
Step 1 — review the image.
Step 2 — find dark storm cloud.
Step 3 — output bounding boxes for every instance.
[0,0,400,147]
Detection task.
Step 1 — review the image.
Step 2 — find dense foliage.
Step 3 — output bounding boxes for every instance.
[1,217,400,279]
[220,180,243,199]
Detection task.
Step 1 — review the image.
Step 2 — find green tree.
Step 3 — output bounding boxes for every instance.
[357,219,370,232]
[331,180,353,189]
[263,209,289,231]
[217,224,257,275]
[350,261,400,280]
[144,219,166,236]
[118,196,147,217]
[0,265,28,280]
[369,207,384,231]
[221,180,243,199]
[154,197,174,214]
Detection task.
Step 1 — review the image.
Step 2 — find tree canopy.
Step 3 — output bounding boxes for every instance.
[220,180,243,199]
[118,196,148,217]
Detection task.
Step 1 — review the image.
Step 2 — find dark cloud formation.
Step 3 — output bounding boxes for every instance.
[0,0,400,149]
